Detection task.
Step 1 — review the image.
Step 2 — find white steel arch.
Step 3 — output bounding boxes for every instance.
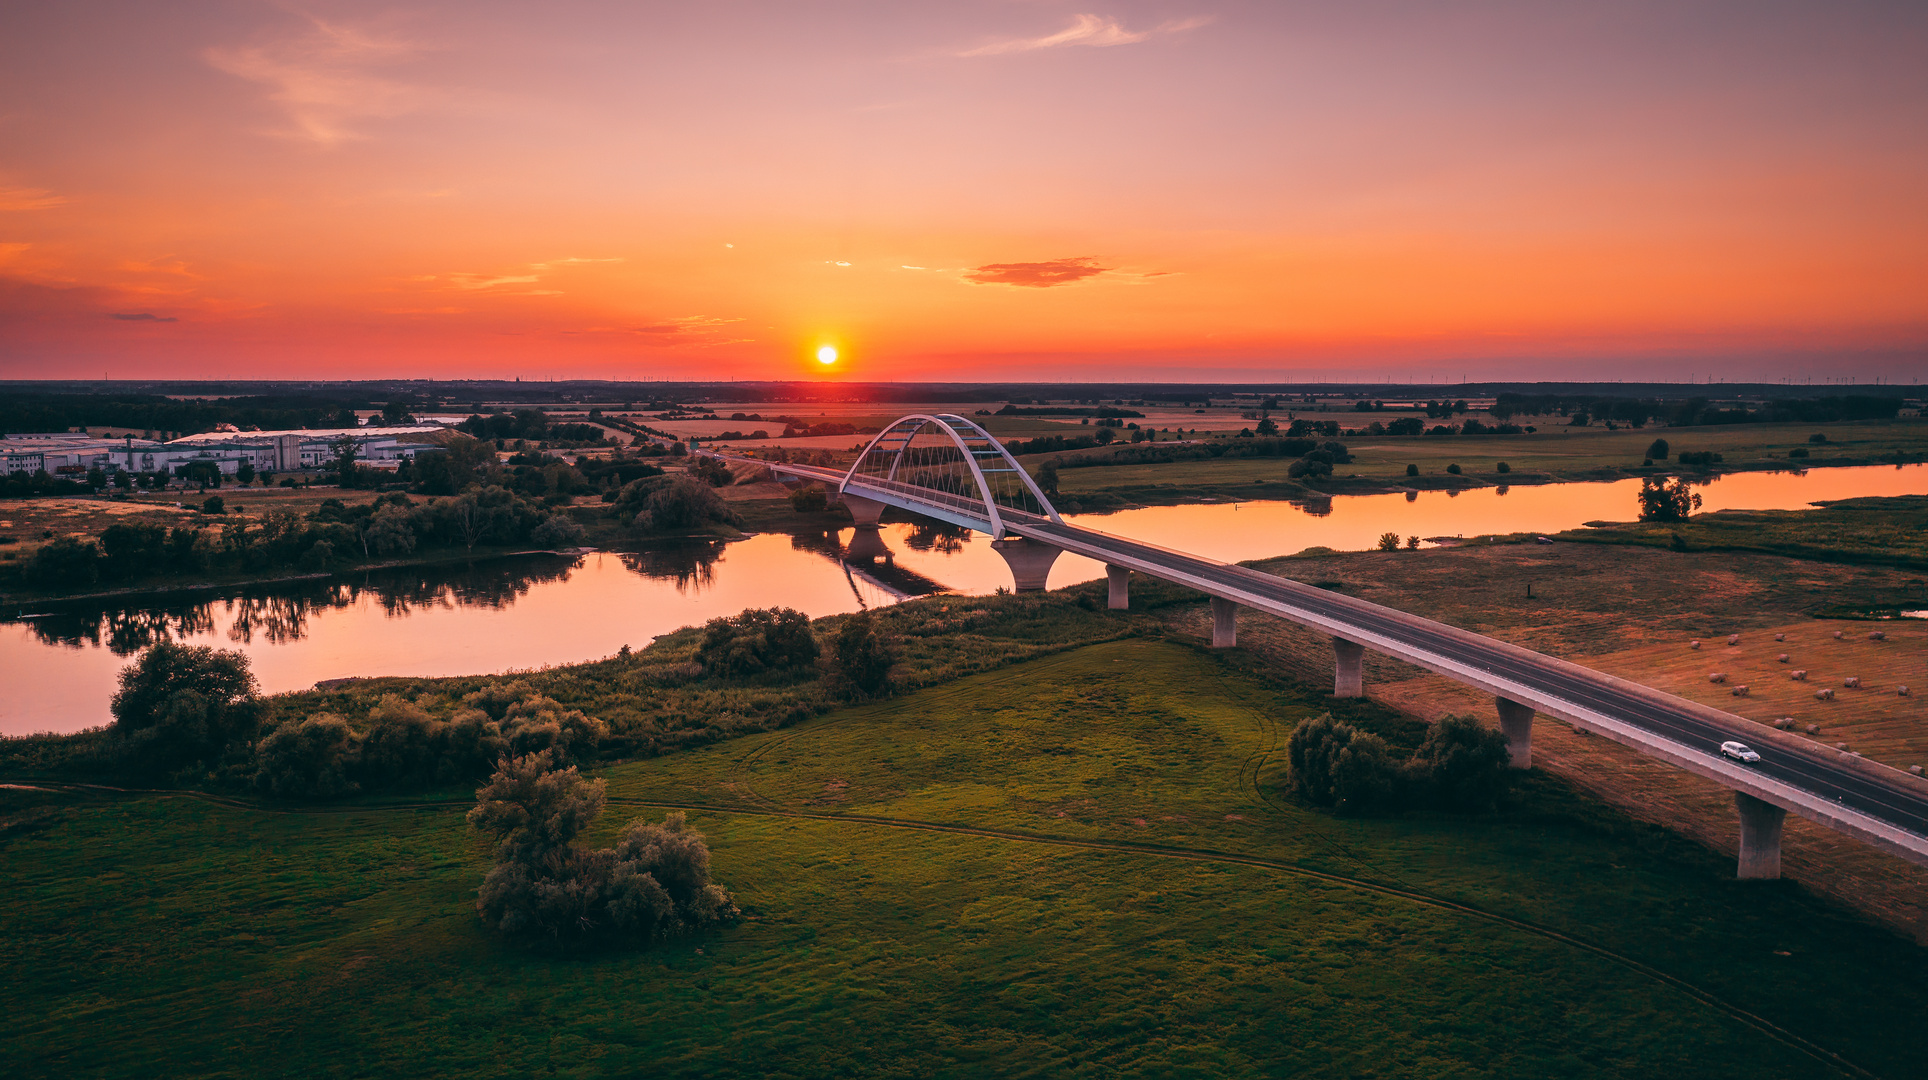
[840,413,1061,538]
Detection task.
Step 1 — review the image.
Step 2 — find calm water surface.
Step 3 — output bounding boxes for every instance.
[5,463,1923,735]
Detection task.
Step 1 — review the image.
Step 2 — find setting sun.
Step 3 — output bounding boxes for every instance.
[816,345,838,365]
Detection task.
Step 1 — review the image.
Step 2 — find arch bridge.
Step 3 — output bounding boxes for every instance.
[704,415,1928,884]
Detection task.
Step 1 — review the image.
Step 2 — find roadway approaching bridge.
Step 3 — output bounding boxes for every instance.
[706,413,1928,880]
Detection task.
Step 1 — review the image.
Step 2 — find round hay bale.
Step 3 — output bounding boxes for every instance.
[1775,632,1786,642]
[1732,685,1749,697]
[1844,676,1860,689]
[1804,723,1821,734]
[1833,630,1844,639]
[1791,669,1808,681]
[1708,672,1727,684]
[1728,634,1740,646]
[1815,688,1836,701]
[1900,685,1911,697]
[1912,765,1924,777]
[1868,630,1887,641]
[1774,717,1794,729]
[1689,639,1702,649]
[1777,653,1790,663]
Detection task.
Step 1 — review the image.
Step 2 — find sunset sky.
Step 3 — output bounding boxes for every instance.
[2,1,1924,383]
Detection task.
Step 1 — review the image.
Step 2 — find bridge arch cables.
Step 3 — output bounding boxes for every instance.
[841,413,1061,538]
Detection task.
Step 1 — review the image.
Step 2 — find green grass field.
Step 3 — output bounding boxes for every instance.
[7,640,1924,1077]
[1029,418,1927,505]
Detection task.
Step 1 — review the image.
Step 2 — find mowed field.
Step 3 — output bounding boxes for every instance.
[7,641,1926,1078]
[1034,419,1928,503]
[1582,621,1926,771]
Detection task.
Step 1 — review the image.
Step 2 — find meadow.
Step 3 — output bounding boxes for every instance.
[6,640,1923,1078]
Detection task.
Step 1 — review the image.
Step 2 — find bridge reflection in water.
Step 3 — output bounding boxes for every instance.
[719,413,1928,882]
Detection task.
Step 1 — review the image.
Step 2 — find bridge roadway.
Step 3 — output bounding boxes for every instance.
[736,454,1928,872]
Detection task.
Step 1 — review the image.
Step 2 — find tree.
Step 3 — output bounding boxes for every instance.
[696,607,820,676]
[1406,715,1513,810]
[1445,463,1462,475]
[1405,463,1419,477]
[1035,459,1061,498]
[1495,462,1510,474]
[361,504,418,557]
[1645,438,1669,460]
[1093,426,1117,445]
[237,462,256,485]
[629,476,735,532]
[332,435,360,487]
[830,610,896,696]
[27,536,104,587]
[110,640,259,771]
[1636,476,1702,522]
[788,485,828,513]
[1377,532,1401,552]
[1286,714,1398,814]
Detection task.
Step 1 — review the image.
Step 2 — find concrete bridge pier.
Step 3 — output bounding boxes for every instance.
[839,491,887,529]
[1735,792,1787,879]
[1210,597,1238,648]
[1107,565,1130,610]
[1332,638,1365,697]
[991,537,1062,592]
[1495,697,1535,769]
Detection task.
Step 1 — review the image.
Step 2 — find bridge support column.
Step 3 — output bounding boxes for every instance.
[1210,597,1238,648]
[1494,697,1535,769]
[991,537,1061,592]
[1735,792,1786,880]
[1332,638,1365,697]
[1107,565,1130,610]
[838,492,886,529]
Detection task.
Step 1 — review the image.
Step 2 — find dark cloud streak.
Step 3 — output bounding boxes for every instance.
[111,312,178,322]
[963,257,1110,288]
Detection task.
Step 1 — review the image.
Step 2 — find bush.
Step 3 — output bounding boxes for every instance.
[1405,463,1418,477]
[202,495,226,515]
[1646,438,1670,460]
[1808,432,1827,444]
[788,485,829,513]
[696,607,821,677]
[469,753,737,939]
[1445,463,1462,475]
[829,610,897,696]
[1376,532,1400,552]
[1676,450,1722,467]
[253,713,360,798]
[1495,461,1510,474]
[1789,447,1810,459]
[1288,712,1514,814]
[110,640,259,772]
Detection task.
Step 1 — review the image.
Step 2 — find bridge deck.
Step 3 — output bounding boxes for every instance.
[739,453,1928,864]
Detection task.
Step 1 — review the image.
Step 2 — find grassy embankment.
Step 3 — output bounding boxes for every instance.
[1555,494,1928,573]
[8,639,1926,1078]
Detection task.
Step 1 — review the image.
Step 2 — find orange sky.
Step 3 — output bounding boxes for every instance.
[2,1,1924,382]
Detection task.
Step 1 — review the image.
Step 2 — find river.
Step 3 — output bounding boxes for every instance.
[4,463,1923,735]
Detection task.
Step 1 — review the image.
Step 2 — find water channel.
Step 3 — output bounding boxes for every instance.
[5,463,1923,735]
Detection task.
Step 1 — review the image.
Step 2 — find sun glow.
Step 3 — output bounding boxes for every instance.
[816,345,838,365]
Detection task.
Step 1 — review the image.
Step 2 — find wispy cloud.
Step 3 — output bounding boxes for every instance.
[205,14,424,146]
[420,257,622,294]
[111,312,178,322]
[963,257,1111,287]
[0,187,66,212]
[956,13,1212,57]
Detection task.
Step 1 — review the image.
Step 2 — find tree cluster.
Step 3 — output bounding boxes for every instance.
[1286,713,1513,814]
[468,753,738,940]
[696,607,821,677]
[1636,476,1703,522]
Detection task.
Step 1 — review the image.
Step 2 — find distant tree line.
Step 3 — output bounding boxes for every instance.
[0,392,371,437]
[1491,393,1900,427]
